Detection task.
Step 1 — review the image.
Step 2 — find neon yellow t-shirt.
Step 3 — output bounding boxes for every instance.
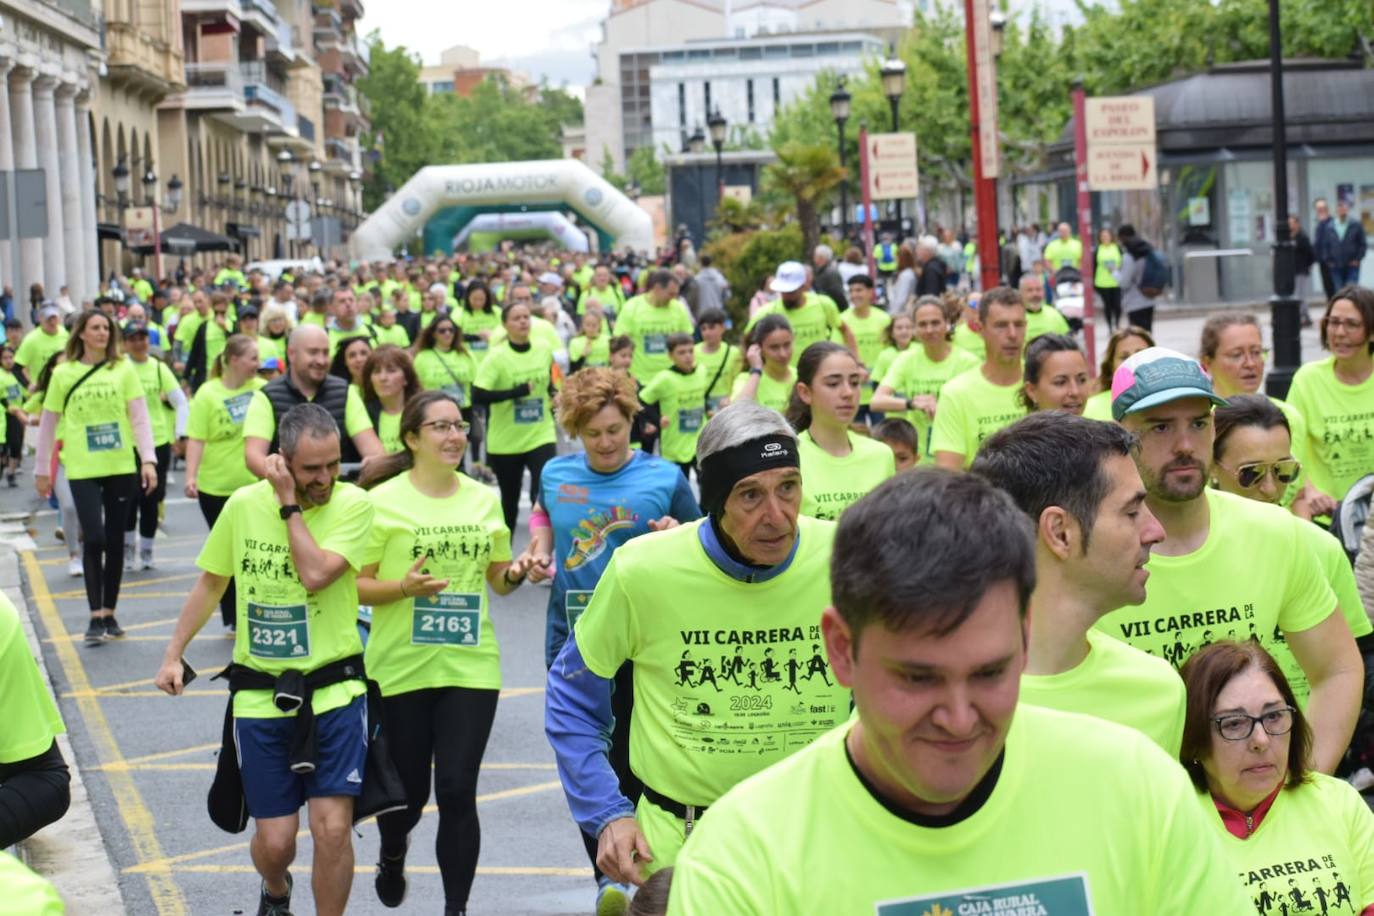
[1096,489,1335,670]
[840,308,891,406]
[376,408,402,454]
[1201,774,1374,915]
[186,376,267,496]
[747,293,842,367]
[730,368,795,415]
[695,342,739,412]
[43,359,144,480]
[327,322,375,358]
[880,345,981,463]
[0,592,64,763]
[14,326,67,373]
[574,517,845,870]
[1286,356,1374,501]
[618,296,695,384]
[797,429,896,521]
[928,368,1025,467]
[1020,628,1186,754]
[869,344,911,387]
[1274,517,1373,705]
[952,322,986,359]
[569,335,610,368]
[242,384,374,446]
[1043,236,1083,271]
[577,283,625,315]
[176,312,230,366]
[1024,304,1071,344]
[257,334,287,368]
[1095,242,1122,288]
[128,356,179,446]
[639,366,710,464]
[668,706,1251,915]
[372,323,410,348]
[457,308,501,363]
[473,340,556,455]
[300,311,327,328]
[363,472,512,697]
[0,853,63,916]
[197,479,372,718]
[413,348,476,406]
[1083,389,1113,421]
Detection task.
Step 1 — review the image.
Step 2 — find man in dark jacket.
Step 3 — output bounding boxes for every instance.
[1314,198,1339,299]
[812,244,849,310]
[1328,198,1368,289]
[914,238,948,297]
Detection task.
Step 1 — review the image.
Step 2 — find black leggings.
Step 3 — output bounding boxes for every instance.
[377,686,499,910]
[578,662,641,882]
[3,414,22,463]
[488,443,556,532]
[125,442,171,539]
[1127,306,1154,333]
[197,492,236,626]
[68,473,138,612]
[1095,286,1122,331]
[0,739,71,847]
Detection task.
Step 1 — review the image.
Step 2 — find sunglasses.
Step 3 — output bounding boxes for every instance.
[1219,458,1301,489]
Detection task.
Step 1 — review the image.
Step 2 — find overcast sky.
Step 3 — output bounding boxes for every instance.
[358,0,607,90]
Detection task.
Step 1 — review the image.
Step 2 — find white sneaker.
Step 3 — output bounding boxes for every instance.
[68,557,83,577]
[139,547,155,570]
[123,540,135,572]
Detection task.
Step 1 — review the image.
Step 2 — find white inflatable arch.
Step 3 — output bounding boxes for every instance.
[452,212,590,252]
[350,159,653,261]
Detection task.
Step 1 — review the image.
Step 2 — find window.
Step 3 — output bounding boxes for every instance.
[772,77,780,108]
[739,45,761,61]
[678,83,686,127]
[747,79,755,123]
[431,80,453,94]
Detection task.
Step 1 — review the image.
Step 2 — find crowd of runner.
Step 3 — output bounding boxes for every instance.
[2,237,1374,916]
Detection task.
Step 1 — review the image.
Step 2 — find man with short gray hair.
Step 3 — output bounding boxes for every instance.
[545,400,845,892]
[812,243,848,311]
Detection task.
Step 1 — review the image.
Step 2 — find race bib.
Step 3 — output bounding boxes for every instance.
[678,407,704,433]
[707,395,724,413]
[877,874,1092,916]
[86,422,123,452]
[224,392,253,424]
[469,338,488,351]
[513,397,544,424]
[412,592,481,646]
[6,385,20,401]
[565,590,594,630]
[247,602,311,659]
[644,334,667,355]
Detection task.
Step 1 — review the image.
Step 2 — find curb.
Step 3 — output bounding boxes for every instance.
[6,529,127,915]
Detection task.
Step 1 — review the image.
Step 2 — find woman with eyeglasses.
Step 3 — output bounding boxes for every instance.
[413,316,476,409]
[1180,640,1374,915]
[1083,326,1154,421]
[1288,286,1374,507]
[1212,395,1373,703]
[356,390,539,915]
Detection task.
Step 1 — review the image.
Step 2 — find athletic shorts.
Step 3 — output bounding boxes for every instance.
[233,694,368,819]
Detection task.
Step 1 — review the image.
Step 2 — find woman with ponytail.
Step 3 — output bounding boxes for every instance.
[184,334,264,628]
[356,389,538,914]
[787,341,895,521]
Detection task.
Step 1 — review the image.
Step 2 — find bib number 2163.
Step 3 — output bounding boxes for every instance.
[412,593,481,646]
[247,602,310,659]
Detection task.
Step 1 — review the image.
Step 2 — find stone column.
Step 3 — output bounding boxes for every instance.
[0,59,17,311]
[55,82,84,304]
[76,90,98,300]
[9,66,42,308]
[32,74,66,296]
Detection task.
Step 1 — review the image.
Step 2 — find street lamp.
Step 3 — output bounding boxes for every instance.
[708,107,727,205]
[880,47,908,229]
[830,76,852,240]
[688,125,706,239]
[687,125,705,155]
[141,168,157,206]
[165,175,183,214]
[112,157,130,207]
[1265,0,1300,397]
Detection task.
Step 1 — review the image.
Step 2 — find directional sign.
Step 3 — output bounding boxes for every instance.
[1085,96,1157,191]
[1088,144,1156,191]
[865,132,919,201]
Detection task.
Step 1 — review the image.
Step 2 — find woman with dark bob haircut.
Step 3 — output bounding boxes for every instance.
[1180,640,1374,912]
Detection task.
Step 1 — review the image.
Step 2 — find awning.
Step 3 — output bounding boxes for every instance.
[127,221,240,255]
[226,222,262,239]
[97,222,123,241]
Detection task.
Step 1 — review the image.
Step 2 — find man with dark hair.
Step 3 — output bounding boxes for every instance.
[616,269,694,388]
[155,402,375,916]
[840,274,889,425]
[972,413,1184,753]
[931,286,1026,469]
[667,469,1250,914]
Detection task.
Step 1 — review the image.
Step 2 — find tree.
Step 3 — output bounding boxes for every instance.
[355,37,441,211]
[762,142,845,259]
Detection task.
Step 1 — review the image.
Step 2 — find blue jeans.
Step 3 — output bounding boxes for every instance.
[1331,265,1363,289]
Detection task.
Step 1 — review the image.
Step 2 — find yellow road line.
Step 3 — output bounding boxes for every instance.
[499,686,544,699]
[62,688,223,698]
[125,780,564,874]
[120,742,220,766]
[49,592,202,602]
[144,864,592,877]
[21,550,188,914]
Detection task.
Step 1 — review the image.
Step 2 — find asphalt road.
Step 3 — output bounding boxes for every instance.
[17,482,595,916]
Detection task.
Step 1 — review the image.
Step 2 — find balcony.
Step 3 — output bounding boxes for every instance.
[265,21,303,67]
[325,137,355,169]
[238,0,281,35]
[337,0,363,21]
[238,60,293,131]
[340,34,368,77]
[105,22,186,98]
[180,61,246,112]
[312,5,342,44]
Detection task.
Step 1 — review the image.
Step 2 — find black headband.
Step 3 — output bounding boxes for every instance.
[698,434,801,518]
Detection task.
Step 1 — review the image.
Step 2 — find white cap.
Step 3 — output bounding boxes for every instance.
[428,283,447,295]
[770,261,808,294]
[538,271,564,288]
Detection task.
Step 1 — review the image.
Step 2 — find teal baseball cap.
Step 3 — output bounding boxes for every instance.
[1110,347,1228,421]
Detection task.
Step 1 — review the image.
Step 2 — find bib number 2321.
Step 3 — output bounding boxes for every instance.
[247,602,310,659]
[412,593,481,646]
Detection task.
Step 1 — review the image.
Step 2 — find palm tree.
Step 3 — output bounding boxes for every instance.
[762,142,845,260]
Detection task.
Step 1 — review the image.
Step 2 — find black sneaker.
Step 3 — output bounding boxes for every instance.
[375,852,407,908]
[103,616,126,639]
[83,619,104,647]
[256,873,293,916]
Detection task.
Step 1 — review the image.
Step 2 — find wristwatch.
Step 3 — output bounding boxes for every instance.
[279,504,302,520]
[749,367,763,375]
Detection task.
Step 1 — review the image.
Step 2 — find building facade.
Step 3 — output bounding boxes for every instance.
[419,44,532,98]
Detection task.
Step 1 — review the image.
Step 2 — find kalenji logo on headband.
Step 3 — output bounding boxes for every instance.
[761,442,789,459]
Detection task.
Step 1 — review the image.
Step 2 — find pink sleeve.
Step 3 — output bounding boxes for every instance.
[34,409,58,474]
[127,397,157,464]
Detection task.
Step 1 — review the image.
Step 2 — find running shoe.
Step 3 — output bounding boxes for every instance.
[103,616,126,639]
[139,546,155,570]
[83,619,104,647]
[256,873,293,916]
[123,540,135,572]
[596,879,632,916]
[375,852,407,907]
[67,557,83,578]
[6,472,14,488]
